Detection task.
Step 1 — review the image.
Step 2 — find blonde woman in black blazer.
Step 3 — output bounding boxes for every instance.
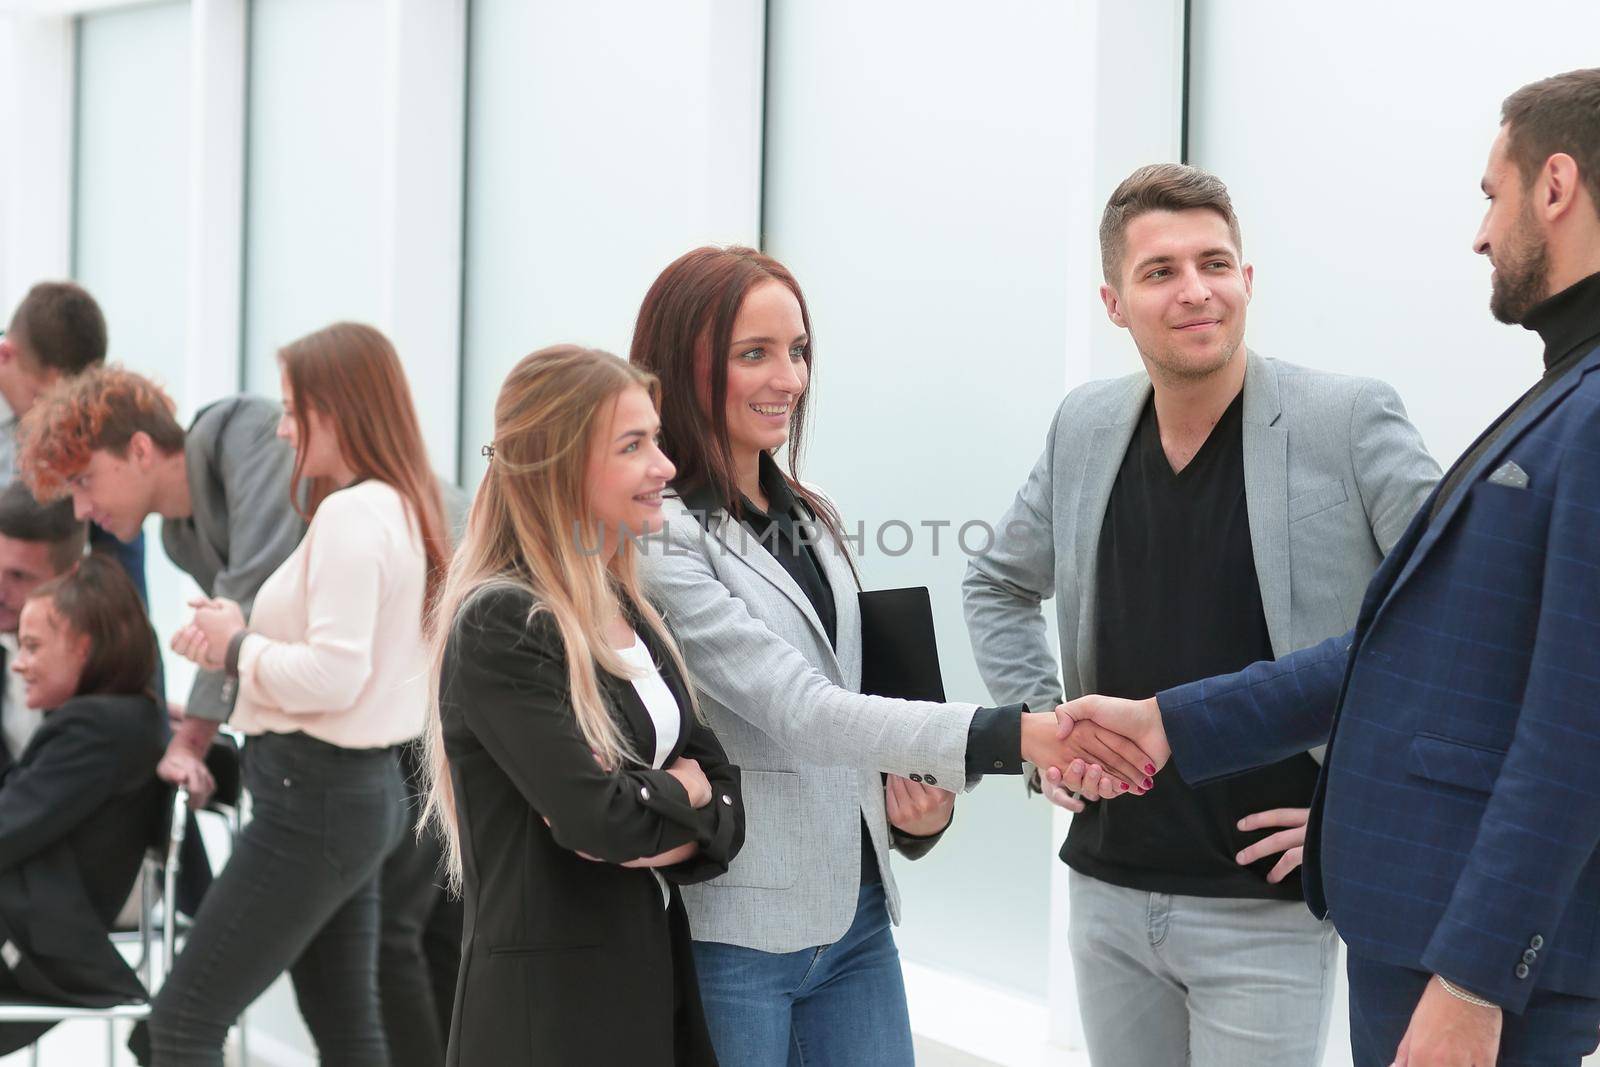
[424,346,743,1066]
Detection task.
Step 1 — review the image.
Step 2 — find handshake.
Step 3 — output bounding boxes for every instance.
[1019,694,1170,811]
[1022,695,1310,885]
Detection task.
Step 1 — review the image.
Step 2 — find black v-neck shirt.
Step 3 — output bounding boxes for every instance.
[1062,390,1320,899]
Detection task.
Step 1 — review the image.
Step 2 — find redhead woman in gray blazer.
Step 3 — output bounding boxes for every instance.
[632,246,1153,1066]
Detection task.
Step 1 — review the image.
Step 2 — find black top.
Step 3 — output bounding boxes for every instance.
[438,586,743,1066]
[1063,391,1320,899]
[1430,269,1600,524]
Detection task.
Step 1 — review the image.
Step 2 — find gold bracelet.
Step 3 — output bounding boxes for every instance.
[1437,975,1497,1009]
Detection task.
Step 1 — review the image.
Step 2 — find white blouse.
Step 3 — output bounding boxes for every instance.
[232,480,429,748]
[617,634,681,769]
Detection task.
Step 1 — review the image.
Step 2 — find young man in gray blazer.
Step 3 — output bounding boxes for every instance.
[15,365,305,804]
[962,164,1440,1065]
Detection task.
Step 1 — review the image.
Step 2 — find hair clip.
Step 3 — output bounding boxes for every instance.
[481,443,496,460]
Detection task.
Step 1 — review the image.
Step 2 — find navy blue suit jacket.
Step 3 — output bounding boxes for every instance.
[1158,341,1600,1013]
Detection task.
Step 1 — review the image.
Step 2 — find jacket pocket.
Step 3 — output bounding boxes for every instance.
[1407,733,1506,794]
[712,769,798,890]
[1289,479,1349,523]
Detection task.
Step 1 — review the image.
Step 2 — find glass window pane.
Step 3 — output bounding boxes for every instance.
[73,0,194,698]
[242,0,386,395]
[763,0,1078,995]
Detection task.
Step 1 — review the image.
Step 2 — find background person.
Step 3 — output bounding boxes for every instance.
[0,281,145,599]
[145,323,448,1067]
[0,554,167,1054]
[17,365,306,811]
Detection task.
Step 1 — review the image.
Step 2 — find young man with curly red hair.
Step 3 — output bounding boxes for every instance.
[17,365,303,798]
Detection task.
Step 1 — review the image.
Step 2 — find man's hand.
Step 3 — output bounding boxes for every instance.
[1057,694,1171,773]
[1392,976,1502,1066]
[1235,807,1308,883]
[1022,710,1152,795]
[885,775,955,837]
[158,745,216,810]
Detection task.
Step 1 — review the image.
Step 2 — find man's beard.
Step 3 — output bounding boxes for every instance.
[1489,204,1551,325]
[1144,333,1243,384]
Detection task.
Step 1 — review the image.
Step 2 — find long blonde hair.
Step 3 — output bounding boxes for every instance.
[420,345,694,890]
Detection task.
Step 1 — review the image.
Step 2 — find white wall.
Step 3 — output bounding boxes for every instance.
[1188,0,1600,469]
[241,0,386,395]
[458,0,763,484]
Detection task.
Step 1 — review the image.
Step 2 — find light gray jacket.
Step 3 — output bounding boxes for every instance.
[963,352,1440,734]
[639,492,979,953]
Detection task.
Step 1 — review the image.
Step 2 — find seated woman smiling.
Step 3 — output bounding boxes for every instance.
[0,554,167,1054]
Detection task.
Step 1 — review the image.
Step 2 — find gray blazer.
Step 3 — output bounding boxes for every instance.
[161,397,306,723]
[639,492,979,953]
[963,352,1441,739]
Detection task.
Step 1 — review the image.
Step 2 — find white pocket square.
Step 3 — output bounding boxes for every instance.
[1487,460,1530,489]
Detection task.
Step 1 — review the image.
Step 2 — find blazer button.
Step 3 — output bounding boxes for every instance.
[640,787,650,800]
[908,774,923,783]
[1530,935,1545,950]
[924,774,938,786]
[721,794,733,806]
[993,760,1004,770]
[1523,949,1538,964]
[1515,963,1530,980]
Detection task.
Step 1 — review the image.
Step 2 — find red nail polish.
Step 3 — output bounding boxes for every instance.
[1145,763,1156,775]
[1143,777,1153,789]
[1119,782,1129,792]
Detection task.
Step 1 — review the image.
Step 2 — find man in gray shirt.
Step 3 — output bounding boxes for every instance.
[16,364,303,799]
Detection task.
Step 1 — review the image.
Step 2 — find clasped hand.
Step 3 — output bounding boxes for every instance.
[170,596,247,672]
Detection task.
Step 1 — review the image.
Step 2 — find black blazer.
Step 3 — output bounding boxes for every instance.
[440,585,743,1067]
[0,693,167,1049]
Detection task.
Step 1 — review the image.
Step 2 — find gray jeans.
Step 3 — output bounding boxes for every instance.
[1068,868,1338,1066]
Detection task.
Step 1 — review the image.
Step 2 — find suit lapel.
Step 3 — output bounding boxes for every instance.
[1073,376,1150,694]
[811,519,861,688]
[1376,348,1599,616]
[704,509,840,667]
[1240,353,1293,657]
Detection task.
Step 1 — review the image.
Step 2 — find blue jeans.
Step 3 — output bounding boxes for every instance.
[692,882,914,1067]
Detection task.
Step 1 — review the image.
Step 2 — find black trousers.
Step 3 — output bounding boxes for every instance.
[134,732,404,1067]
[379,745,462,1067]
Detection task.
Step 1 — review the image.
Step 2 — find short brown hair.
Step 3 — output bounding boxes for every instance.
[7,281,107,375]
[0,482,86,573]
[30,553,158,701]
[1099,163,1244,284]
[1501,68,1600,219]
[16,364,185,498]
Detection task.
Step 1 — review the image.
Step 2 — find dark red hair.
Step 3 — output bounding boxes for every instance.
[630,246,848,553]
[279,323,450,621]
